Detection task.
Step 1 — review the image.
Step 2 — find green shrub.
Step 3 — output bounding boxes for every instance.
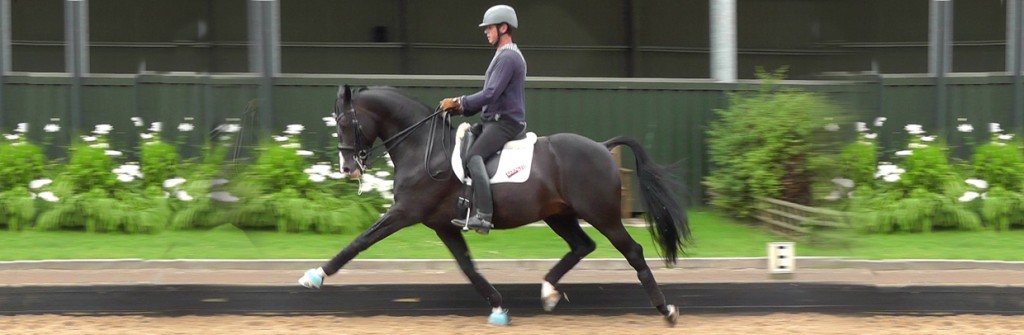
[0,187,37,231]
[971,139,1024,192]
[706,68,845,216]
[0,141,46,191]
[140,140,181,189]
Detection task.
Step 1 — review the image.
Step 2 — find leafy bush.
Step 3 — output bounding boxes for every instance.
[971,136,1024,192]
[706,68,845,216]
[0,140,46,191]
[847,128,981,233]
[837,139,877,189]
[140,139,181,189]
[0,187,37,231]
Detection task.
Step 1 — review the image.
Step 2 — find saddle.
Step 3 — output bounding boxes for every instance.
[451,122,537,184]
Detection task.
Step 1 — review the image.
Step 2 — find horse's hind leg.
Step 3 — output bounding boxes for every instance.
[434,226,509,326]
[541,213,595,311]
[588,218,679,326]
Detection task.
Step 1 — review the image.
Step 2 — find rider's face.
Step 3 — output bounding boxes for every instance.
[483,25,498,45]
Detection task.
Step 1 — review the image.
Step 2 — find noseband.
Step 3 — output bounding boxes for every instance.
[334,93,449,177]
[334,99,372,173]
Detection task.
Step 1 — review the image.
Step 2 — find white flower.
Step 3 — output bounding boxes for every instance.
[920,135,936,142]
[44,124,61,133]
[163,177,187,189]
[211,178,229,186]
[875,163,903,178]
[328,172,345,179]
[831,178,854,188]
[908,143,928,149]
[281,143,301,149]
[883,174,901,183]
[855,122,868,132]
[824,190,842,201]
[990,123,1003,133]
[284,124,305,135]
[93,124,112,135]
[273,136,289,142]
[999,134,1014,141]
[39,191,60,202]
[117,174,135,183]
[864,133,877,139]
[217,124,241,133]
[308,164,332,175]
[331,132,338,138]
[957,124,973,133]
[905,124,924,135]
[965,178,989,189]
[296,150,314,157]
[89,143,110,149]
[177,123,194,132]
[823,123,839,132]
[15,123,28,133]
[113,164,143,178]
[176,190,194,202]
[149,122,163,133]
[82,135,97,142]
[896,150,913,156]
[308,174,326,183]
[958,191,980,202]
[874,117,887,127]
[3,134,18,141]
[140,133,154,140]
[29,179,52,189]
[209,191,239,202]
[131,117,144,127]
[104,150,123,157]
[323,116,337,127]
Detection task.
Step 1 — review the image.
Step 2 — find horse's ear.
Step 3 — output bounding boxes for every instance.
[338,85,352,103]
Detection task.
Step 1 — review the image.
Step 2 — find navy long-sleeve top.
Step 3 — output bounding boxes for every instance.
[459,43,527,123]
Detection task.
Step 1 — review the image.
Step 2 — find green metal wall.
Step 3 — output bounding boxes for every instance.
[2,73,1017,205]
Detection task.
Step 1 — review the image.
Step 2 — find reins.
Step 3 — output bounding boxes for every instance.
[338,101,453,180]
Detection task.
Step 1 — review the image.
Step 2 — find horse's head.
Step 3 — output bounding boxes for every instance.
[333,85,379,178]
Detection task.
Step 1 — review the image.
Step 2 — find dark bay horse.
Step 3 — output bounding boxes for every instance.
[304,85,691,326]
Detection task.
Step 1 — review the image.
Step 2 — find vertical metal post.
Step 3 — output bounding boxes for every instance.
[710,0,736,82]
[929,0,952,132]
[624,0,637,77]
[65,0,89,136]
[398,0,409,74]
[249,0,279,133]
[0,0,10,130]
[1010,0,1024,131]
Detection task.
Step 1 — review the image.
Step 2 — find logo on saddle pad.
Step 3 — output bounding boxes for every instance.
[452,123,537,184]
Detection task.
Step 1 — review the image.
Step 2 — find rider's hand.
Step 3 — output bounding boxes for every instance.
[440,97,462,114]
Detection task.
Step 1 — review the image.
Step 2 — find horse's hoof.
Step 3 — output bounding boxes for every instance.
[663,304,679,327]
[298,268,324,289]
[488,310,510,326]
[542,291,561,312]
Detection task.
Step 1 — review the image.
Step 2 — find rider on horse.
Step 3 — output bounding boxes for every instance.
[440,4,527,234]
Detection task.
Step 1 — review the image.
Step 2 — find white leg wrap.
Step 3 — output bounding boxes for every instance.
[541,281,561,312]
[542,281,557,298]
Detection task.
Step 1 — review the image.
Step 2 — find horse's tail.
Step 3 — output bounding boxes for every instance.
[603,136,691,265]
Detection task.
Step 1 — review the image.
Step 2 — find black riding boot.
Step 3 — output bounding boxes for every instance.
[451,155,493,234]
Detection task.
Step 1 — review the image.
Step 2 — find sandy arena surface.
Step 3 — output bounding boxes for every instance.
[3,313,1024,335]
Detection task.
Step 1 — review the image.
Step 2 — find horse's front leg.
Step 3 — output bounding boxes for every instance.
[434,226,510,326]
[298,208,417,288]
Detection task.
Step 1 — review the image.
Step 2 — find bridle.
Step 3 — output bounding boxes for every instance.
[334,91,451,180]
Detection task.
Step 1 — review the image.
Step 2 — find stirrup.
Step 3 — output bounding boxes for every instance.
[451,214,493,235]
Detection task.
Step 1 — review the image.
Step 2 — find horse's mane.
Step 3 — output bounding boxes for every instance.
[357,86,453,128]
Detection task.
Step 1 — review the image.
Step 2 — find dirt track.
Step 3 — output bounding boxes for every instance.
[5,313,1024,335]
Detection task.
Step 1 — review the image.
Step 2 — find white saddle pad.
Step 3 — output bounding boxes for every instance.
[451,122,537,184]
